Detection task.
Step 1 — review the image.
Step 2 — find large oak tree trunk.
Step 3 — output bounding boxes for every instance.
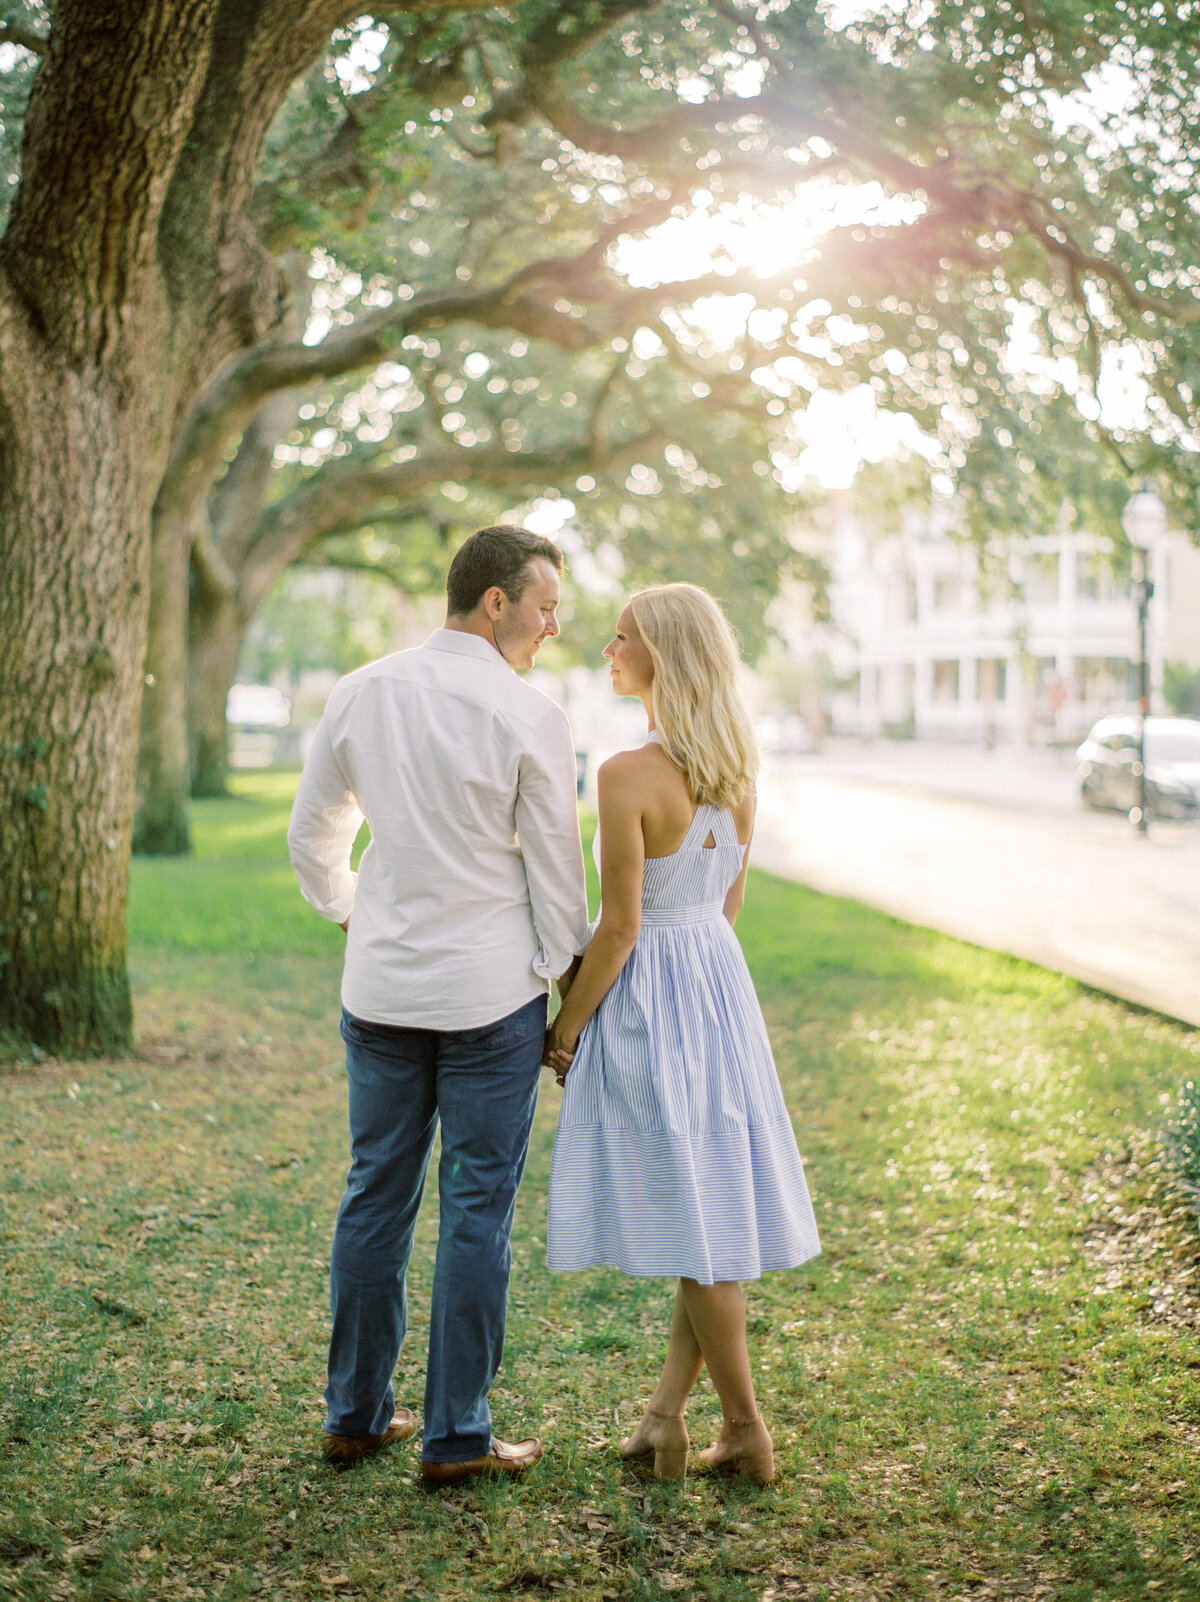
[0,0,221,1055]
[0,0,361,1053]
[0,318,170,1054]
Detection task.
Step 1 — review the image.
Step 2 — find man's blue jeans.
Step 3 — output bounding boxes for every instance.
[325,994,546,1463]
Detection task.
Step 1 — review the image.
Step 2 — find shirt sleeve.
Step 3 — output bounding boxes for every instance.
[286,711,364,924]
[516,702,591,981]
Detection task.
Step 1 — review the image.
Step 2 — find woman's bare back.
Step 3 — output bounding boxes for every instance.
[616,741,754,859]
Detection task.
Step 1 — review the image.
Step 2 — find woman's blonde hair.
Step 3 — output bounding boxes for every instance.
[629,583,759,809]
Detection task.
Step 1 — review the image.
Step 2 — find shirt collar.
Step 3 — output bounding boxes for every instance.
[424,627,511,669]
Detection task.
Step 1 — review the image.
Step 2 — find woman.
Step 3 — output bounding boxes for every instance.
[545,583,821,1484]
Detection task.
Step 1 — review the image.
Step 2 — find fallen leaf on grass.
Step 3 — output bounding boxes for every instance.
[90,1289,147,1324]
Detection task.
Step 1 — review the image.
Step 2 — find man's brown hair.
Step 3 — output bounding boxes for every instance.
[445,524,564,617]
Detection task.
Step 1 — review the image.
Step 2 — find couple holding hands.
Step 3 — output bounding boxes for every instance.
[288,523,820,1489]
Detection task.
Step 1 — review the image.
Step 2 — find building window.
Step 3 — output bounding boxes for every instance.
[1076,559,1131,602]
[931,659,960,701]
[893,576,919,622]
[978,658,1007,702]
[932,575,962,611]
[1025,554,1060,605]
[1073,657,1135,703]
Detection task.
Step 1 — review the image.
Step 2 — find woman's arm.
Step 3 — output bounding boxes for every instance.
[721,785,756,926]
[546,755,645,1057]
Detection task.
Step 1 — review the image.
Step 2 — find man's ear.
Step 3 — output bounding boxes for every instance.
[482,585,507,621]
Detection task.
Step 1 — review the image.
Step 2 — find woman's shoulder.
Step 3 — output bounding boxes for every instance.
[597,745,657,790]
[727,781,756,839]
[597,742,683,807]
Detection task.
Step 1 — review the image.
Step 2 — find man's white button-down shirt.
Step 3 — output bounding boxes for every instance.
[287,629,590,1031]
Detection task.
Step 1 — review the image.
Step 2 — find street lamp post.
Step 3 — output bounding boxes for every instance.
[1121,483,1168,836]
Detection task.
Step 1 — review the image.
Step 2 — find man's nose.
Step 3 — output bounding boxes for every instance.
[544,614,560,638]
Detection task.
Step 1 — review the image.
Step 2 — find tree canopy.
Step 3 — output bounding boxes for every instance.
[1,0,1196,1055]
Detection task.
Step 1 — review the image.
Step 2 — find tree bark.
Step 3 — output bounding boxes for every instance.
[0,301,175,1054]
[0,1,221,1055]
[188,591,247,800]
[133,517,193,855]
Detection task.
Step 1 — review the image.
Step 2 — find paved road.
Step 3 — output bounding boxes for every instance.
[753,747,1200,1031]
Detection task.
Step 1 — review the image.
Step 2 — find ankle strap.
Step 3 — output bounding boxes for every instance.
[725,1413,762,1426]
[646,1406,686,1420]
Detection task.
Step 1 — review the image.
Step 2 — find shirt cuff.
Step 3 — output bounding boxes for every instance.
[300,876,358,925]
[532,929,591,982]
[533,946,573,983]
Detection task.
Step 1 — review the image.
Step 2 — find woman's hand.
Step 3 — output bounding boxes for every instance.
[544,1020,579,1086]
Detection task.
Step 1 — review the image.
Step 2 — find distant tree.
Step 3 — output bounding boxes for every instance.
[1163,661,1200,718]
[238,568,403,688]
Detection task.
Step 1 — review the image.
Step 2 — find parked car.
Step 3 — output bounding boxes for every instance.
[1077,715,1200,819]
[226,683,291,730]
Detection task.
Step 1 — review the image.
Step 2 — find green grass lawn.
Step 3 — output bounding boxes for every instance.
[3,773,1200,1601]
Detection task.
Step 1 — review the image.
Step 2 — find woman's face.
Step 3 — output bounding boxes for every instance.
[603,605,654,698]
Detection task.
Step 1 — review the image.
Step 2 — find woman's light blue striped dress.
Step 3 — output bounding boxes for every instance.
[547,757,821,1285]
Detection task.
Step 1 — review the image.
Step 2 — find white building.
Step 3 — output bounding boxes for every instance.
[783,499,1200,745]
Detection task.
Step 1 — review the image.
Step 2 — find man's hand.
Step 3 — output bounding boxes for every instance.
[554,953,582,1002]
[339,917,350,935]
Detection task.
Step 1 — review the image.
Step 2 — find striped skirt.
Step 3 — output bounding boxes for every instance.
[547,914,821,1284]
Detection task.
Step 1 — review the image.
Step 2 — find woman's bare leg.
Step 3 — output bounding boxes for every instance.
[677,1280,756,1416]
[679,1278,775,1482]
[649,1283,705,1411]
[623,1279,774,1481]
[621,1283,703,1463]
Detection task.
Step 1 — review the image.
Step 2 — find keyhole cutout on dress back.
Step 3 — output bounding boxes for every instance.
[701,830,716,850]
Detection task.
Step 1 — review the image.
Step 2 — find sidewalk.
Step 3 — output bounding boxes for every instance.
[753,747,1200,1031]
[762,736,1081,814]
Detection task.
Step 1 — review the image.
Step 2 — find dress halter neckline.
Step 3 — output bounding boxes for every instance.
[645,730,661,746]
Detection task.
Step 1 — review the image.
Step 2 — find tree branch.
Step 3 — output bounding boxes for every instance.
[307,500,443,541]
[241,426,667,607]
[1028,202,1200,326]
[490,26,1200,338]
[190,520,240,611]
[155,200,689,559]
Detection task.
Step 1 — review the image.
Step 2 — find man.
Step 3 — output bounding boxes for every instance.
[287,524,590,1486]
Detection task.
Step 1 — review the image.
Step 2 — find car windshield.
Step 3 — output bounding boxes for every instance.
[1146,732,1200,763]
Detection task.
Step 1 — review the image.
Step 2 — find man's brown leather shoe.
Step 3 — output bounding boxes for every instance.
[420,1436,543,1487]
[322,1408,417,1466]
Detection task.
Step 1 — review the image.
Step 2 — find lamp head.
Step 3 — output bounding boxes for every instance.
[1122,481,1168,550]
